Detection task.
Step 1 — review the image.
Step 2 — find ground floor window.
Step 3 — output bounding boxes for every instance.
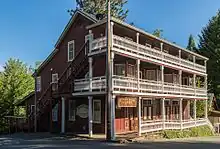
[69,100,76,121]
[93,100,101,123]
[142,99,153,120]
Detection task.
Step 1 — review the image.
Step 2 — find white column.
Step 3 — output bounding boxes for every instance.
[193,74,196,95]
[179,98,183,130]
[89,57,93,92]
[88,96,93,137]
[137,59,140,92]
[138,97,141,136]
[111,95,116,140]
[88,30,93,53]
[61,97,65,134]
[162,98,165,129]
[160,43,164,60]
[193,56,196,67]
[179,70,182,94]
[194,99,197,125]
[205,99,208,119]
[204,60,207,73]
[161,65,164,92]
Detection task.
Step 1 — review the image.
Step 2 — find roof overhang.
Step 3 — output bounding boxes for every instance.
[87,17,208,61]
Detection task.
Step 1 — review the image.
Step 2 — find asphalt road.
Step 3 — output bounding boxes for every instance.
[0,133,220,149]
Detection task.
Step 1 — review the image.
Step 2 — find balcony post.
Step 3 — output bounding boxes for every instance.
[160,43,164,59]
[179,98,183,130]
[111,95,116,140]
[111,52,115,88]
[205,99,208,119]
[161,65,164,92]
[178,50,181,61]
[179,70,182,94]
[61,97,65,134]
[193,56,196,67]
[89,57,93,92]
[162,98,165,129]
[194,99,197,125]
[88,96,93,137]
[137,59,140,92]
[204,60,207,73]
[193,74,196,95]
[138,97,141,136]
[88,30,93,53]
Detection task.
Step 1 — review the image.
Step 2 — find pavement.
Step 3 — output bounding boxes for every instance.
[0,133,220,149]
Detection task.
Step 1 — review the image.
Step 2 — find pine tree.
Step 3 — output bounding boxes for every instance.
[187,34,197,52]
[75,0,128,20]
[198,10,220,96]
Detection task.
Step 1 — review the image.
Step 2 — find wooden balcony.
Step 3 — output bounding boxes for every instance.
[141,118,208,133]
[73,75,207,99]
[89,35,206,75]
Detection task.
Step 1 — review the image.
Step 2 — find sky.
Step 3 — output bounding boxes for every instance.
[0,0,220,69]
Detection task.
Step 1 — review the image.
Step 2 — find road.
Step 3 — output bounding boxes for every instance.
[0,133,220,149]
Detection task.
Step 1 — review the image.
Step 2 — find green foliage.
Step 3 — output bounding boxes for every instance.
[162,125,214,139]
[198,10,220,96]
[152,29,163,38]
[75,0,128,21]
[0,58,34,132]
[187,34,197,52]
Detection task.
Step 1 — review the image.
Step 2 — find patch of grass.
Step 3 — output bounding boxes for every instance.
[162,125,214,139]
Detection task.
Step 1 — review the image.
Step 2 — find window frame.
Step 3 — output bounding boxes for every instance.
[142,99,153,121]
[51,73,58,91]
[36,76,41,92]
[93,99,101,124]
[68,40,75,61]
[69,100,76,121]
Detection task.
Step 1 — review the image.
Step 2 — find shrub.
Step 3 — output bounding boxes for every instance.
[162,125,214,139]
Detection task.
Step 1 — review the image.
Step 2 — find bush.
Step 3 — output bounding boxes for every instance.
[162,125,214,139]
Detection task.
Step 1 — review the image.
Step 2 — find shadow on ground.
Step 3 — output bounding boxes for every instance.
[0,133,220,149]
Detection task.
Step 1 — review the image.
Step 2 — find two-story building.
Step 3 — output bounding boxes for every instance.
[24,10,210,139]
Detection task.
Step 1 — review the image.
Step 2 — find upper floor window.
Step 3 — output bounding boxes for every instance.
[115,64,125,76]
[52,73,58,91]
[68,40,75,61]
[36,76,41,92]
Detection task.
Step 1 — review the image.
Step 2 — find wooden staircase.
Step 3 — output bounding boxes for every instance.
[28,41,89,131]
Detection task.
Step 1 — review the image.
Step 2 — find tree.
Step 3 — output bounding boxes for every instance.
[198,10,220,96]
[187,34,197,52]
[0,58,34,117]
[152,29,163,38]
[75,0,128,20]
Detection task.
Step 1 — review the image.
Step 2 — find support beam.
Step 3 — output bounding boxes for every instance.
[179,70,182,94]
[137,59,140,92]
[205,99,208,119]
[162,98,165,129]
[111,95,116,140]
[138,97,141,136]
[88,96,93,137]
[193,74,196,95]
[89,57,93,92]
[61,97,65,134]
[179,98,183,130]
[161,65,164,92]
[88,30,93,53]
[193,56,196,67]
[194,99,197,125]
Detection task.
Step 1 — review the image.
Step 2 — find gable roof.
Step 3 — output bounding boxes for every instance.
[15,91,35,106]
[34,10,97,76]
[87,17,208,61]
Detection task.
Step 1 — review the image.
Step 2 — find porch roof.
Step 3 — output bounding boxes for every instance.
[15,91,35,106]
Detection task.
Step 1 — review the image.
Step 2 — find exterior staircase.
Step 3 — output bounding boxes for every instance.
[28,41,89,131]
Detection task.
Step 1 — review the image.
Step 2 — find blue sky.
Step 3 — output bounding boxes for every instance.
[0,0,220,69]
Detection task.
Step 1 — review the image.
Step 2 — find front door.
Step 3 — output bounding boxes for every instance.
[124,107,138,132]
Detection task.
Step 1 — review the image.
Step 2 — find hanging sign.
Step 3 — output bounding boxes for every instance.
[117,97,137,107]
[76,104,88,118]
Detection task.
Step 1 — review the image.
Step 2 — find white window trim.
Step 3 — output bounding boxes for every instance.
[51,73,58,91]
[93,99,101,124]
[36,76,41,92]
[30,105,35,113]
[52,73,58,83]
[69,100,76,121]
[68,40,75,61]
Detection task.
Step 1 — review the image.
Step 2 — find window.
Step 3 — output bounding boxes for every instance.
[115,64,125,76]
[52,73,58,91]
[142,99,153,120]
[30,105,35,114]
[68,40,75,61]
[52,103,58,122]
[93,100,101,123]
[85,34,91,55]
[36,76,41,92]
[127,64,135,77]
[69,100,76,121]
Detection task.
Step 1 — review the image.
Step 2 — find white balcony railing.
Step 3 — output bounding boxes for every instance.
[141,118,208,133]
[74,75,207,98]
[90,35,206,73]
